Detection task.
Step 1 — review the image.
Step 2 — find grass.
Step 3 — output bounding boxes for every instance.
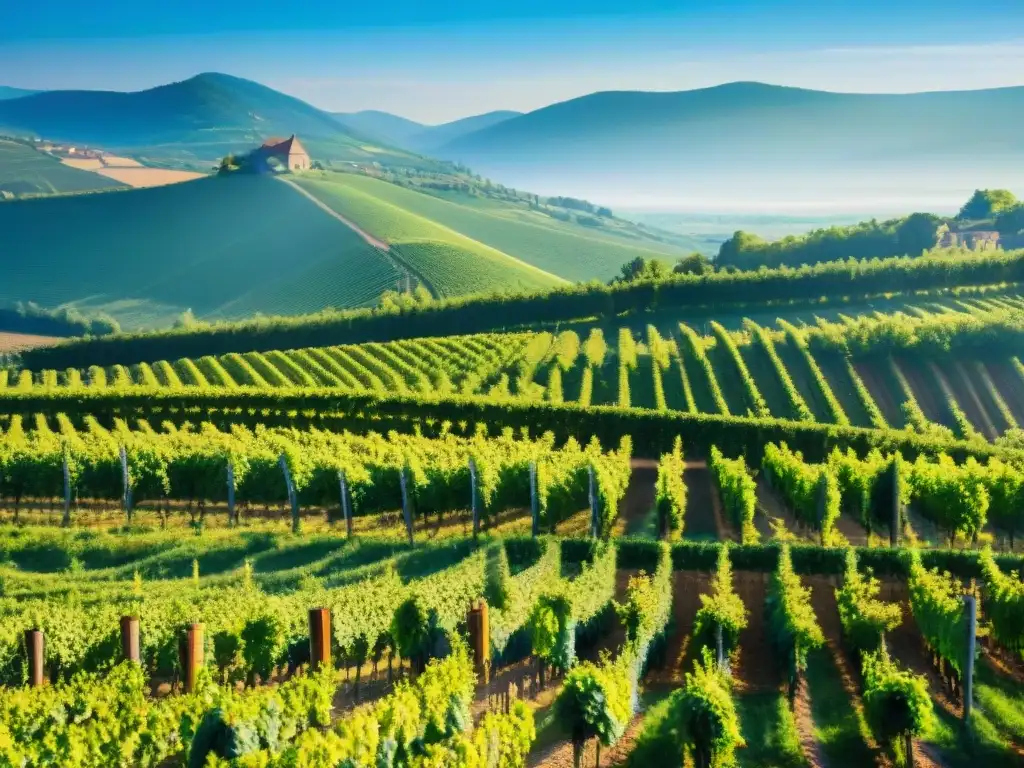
[293,174,567,297]
[736,691,809,768]
[310,171,693,281]
[804,648,877,767]
[0,140,125,197]
[0,173,404,329]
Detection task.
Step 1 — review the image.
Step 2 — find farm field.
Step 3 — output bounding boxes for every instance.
[0,331,59,352]
[0,173,408,329]
[90,166,207,188]
[292,174,567,296]
[301,171,693,281]
[0,139,126,197]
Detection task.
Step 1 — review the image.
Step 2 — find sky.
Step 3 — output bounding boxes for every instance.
[3,1,1024,123]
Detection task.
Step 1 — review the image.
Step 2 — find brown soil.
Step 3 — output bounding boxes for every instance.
[854,360,903,428]
[683,460,723,541]
[612,460,657,537]
[947,361,999,439]
[94,167,205,188]
[896,359,954,431]
[733,570,779,692]
[965,362,1012,435]
[653,571,712,686]
[984,360,1024,426]
[0,331,60,352]
[755,478,816,544]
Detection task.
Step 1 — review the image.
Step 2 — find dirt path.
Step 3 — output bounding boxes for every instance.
[734,570,778,692]
[984,360,1024,426]
[854,360,903,429]
[949,362,999,440]
[683,461,723,541]
[756,478,817,543]
[612,460,657,537]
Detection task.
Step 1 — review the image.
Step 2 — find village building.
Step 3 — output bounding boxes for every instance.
[937,224,1002,251]
[258,135,310,171]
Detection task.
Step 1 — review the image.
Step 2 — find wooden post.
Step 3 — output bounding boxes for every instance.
[588,465,599,539]
[529,461,539,538]
[816,473,827,545]
[120,446,132,521]
[183,623,204,693]
[226,461,236,527]
[716,622,724,668]
[309,608,331,671]
[62,453,72,528]
[467,600,491,684]
[279,455,300,534]
[24,629,43,687]
[890,459,901,547]
[963,594,976,723]
[339,470,352,537]
[120,616,141,664]
[469,458,479,539]
[400,465,413,545]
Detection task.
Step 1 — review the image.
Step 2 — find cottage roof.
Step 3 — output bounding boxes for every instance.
[260,135,308,157]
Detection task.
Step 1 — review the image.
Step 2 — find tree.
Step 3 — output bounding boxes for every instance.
[958,189,1019,221]
[995,204,1024,235]
[674,252,714,276]
[895,213,942,256]
[613,257,671,284]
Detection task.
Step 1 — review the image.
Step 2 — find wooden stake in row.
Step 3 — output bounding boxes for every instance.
[339,470,353,537]
[530,461,539,537]
[400,465,413,545]
[22,609,334,690]
[467,599,491,684]
[279,454,300,534]
[227,461,237,526]
[120,446,133,521]
[588,464,599,539]
[469,458,479,539]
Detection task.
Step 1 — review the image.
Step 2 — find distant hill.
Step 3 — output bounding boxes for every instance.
[0,73,436,169]
[334,109,520,154]
[434,82,1024,206]
[0,138,126,197]
[0,174,409,329]
[0,87,37,101]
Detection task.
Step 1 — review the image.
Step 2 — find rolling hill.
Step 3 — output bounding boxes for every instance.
[333,109,520,154]
[0,87,37,100]
[0,73,434,170]
[296,171,696,281]
[434,81,1024,207]
[0,174,408,329]
[0,138,126,197]
[292,174,567,296]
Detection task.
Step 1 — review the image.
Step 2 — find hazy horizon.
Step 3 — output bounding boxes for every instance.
[3,1,1024,122]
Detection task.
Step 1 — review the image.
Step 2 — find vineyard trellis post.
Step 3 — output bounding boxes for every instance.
[588,464,599,539]
[469,458,479,540]
[62,453,72,528]
[309,608,331,671]
[338,470,352,537]
[716,622,725,670]
[467,599,491,684]
[226,461,236,527]
[120,616,141,664]
[530,461,539,538]
[890,459,901,547]
[183,623,204,694]
[816,473,827,545]
[279,454,300,534]
[24,629,43,687]
[963,594,976,724]
[400,464,414,545]
[120,446,133,522]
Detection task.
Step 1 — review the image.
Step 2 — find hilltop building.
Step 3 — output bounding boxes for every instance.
[258,135,310,171]
[937,226,1001,250]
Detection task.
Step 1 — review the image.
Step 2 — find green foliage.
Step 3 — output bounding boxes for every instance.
[959,189,1019,221]
[907,550,973,677]
[746,320,814,421]
[835,549,902,655]
[861,646,933,766]
[692,544,748,658]
[708,447,758,544]
[979,548,1024,660]
[655,436,687,538]
[528,593,575,671]
[613,256,672,284]
[762,443,843,546]
[676,648,743,768]
[711,322,769,418]
[766,545,824,700]
[909,454,989,544]
[554,657,633,757]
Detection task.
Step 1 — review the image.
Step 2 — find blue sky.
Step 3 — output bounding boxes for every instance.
[3,0,1024,122]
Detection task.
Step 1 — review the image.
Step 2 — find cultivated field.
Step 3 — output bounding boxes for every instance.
[92,166,206,188]
[0,331,59,352]
[0,140,125,197]
[0,174,408,328]
[307,171,693,281]
[294,175,567,296]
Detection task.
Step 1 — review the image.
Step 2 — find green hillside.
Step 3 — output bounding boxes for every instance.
[0,139,125,197]
[0,73,436,170]
[0,87,37,100]
[0,174,404,329]
[294,171,692,281]
[292,174,567,296]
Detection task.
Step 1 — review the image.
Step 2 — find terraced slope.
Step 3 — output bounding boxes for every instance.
[292,175,567,296]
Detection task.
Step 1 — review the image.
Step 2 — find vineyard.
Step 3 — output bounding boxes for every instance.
[2,245,1024,767]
